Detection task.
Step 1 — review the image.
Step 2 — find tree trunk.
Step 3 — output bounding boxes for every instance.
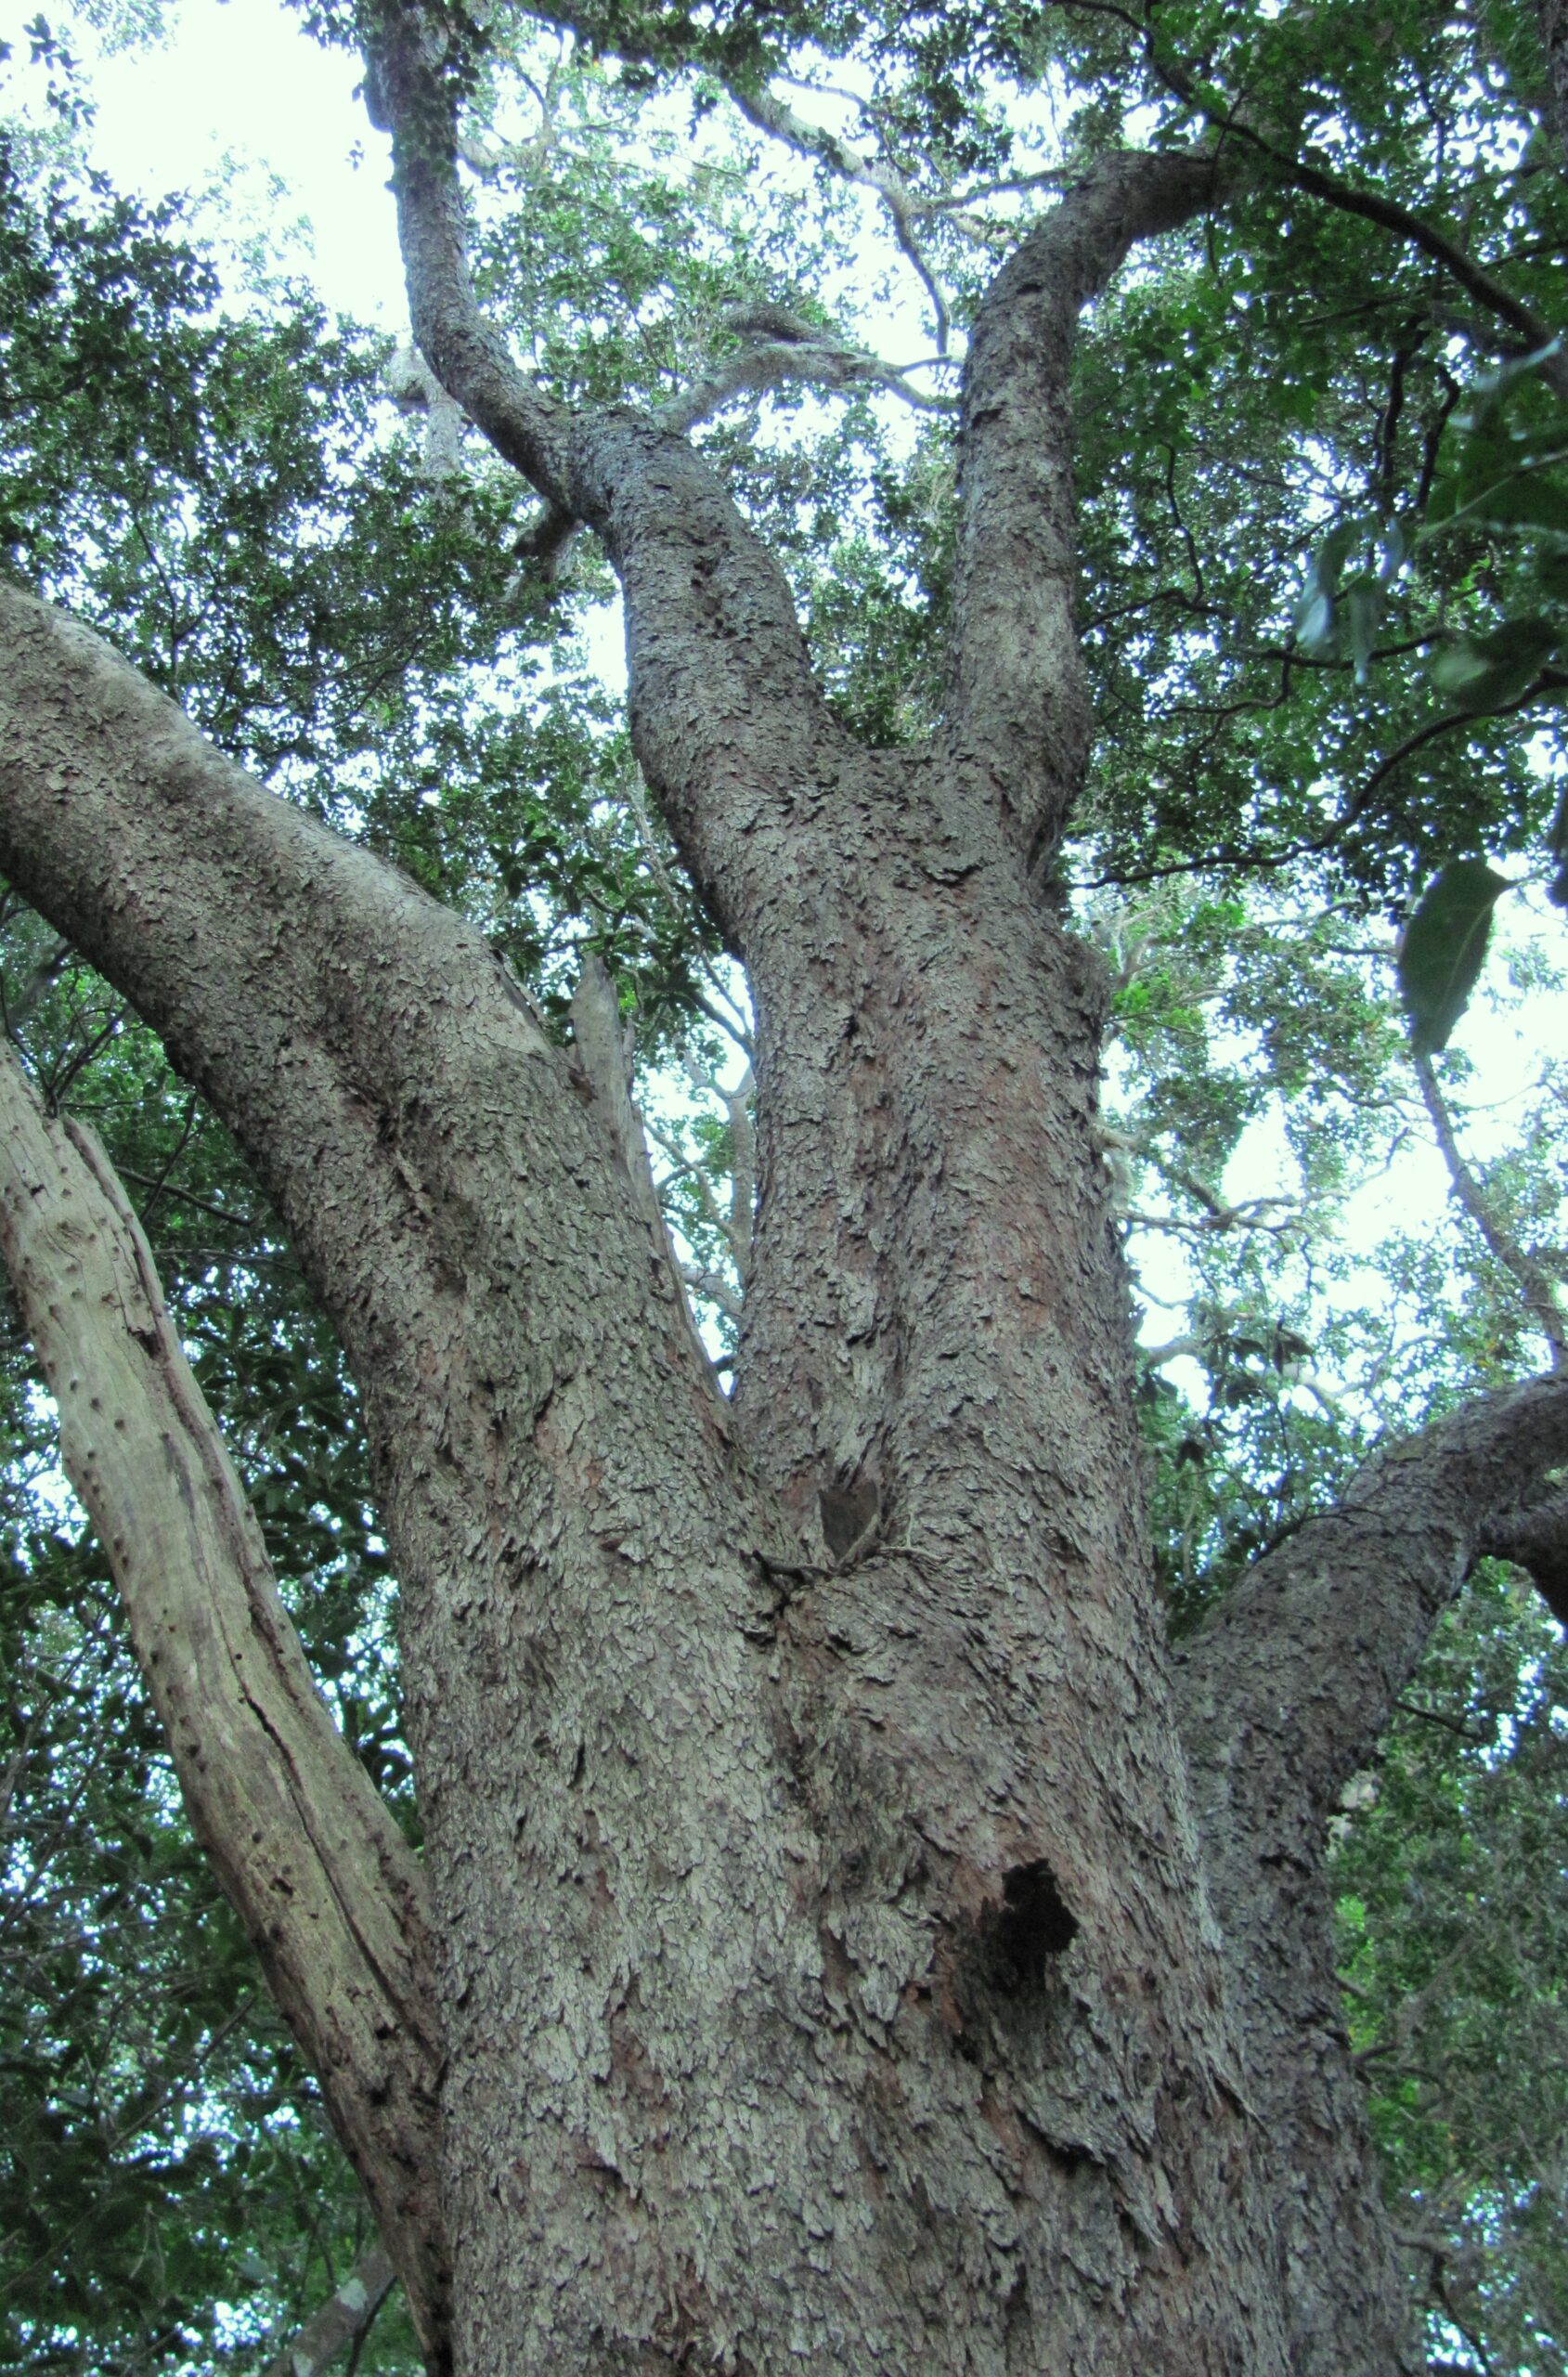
[6,20,1568,2366]
[10,572,1542,2377]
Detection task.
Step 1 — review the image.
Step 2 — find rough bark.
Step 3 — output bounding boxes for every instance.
[944,149,1225,874]
[310,38,1319,2362]
[0,1039,448,2362]
[0,529,1288,2377]
[1174,1377,1568,2374]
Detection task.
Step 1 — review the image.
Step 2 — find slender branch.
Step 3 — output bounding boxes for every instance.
[1150,46,1566,390]
[648,1047,755,1301]
[1275,152,1553,365]
[260,2248,397,2377]
[1413,1051,1568,1370]
[1160,440,1207,607]
[364,0,843,948]
[503,501,579,608]
[661,322,953,434]
[1123,1197,1300,1239]
[569,949,662,1243]
[691,986,755,1060]
[1396,1696,1492,1742]
[720,78,955,348]
[1121,1130,1304,1235]
[108,1163,254,1229]
[0,1046,449,2370]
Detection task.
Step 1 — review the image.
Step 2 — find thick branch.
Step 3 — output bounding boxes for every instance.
[3,587,904,2377]
[945,149,1226,872]
[0,1046,448,2371]
[0,576,780,1679]
[1170,1377,1568,2373]
[1174,1375,1568,1839]
[364,12,572,504]
[0,580,566,1383]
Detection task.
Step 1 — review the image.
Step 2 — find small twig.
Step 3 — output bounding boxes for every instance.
[111,1166,253,1227]
[128,1094,201,1227]
[1395,1696,1492,1743]
[720,77,956,351]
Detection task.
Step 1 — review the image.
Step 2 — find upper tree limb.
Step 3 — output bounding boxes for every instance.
[365,0,844,949]
[0,578,732,1441]
[943,148,1228,875]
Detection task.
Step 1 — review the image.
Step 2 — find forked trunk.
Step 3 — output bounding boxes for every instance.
[0,580,1430,2371]
[383,742,1413,2376]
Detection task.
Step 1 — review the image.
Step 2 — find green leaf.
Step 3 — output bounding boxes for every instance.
[1296,587,1334,653]
[1397,860,1514,1054]
[1379,518,1413,583]
[1344,579,1380,684]
[1295,518,1363,653]
[1432,617,1559,712]
[1466,472,1568,535]
[1471,335,1564,399]
[1313,519,1360,596]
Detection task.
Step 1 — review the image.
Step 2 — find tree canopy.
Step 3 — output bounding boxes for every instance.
[2,0,1568,2369]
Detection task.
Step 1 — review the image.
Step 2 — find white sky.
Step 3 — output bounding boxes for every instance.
[86,0,406,322]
